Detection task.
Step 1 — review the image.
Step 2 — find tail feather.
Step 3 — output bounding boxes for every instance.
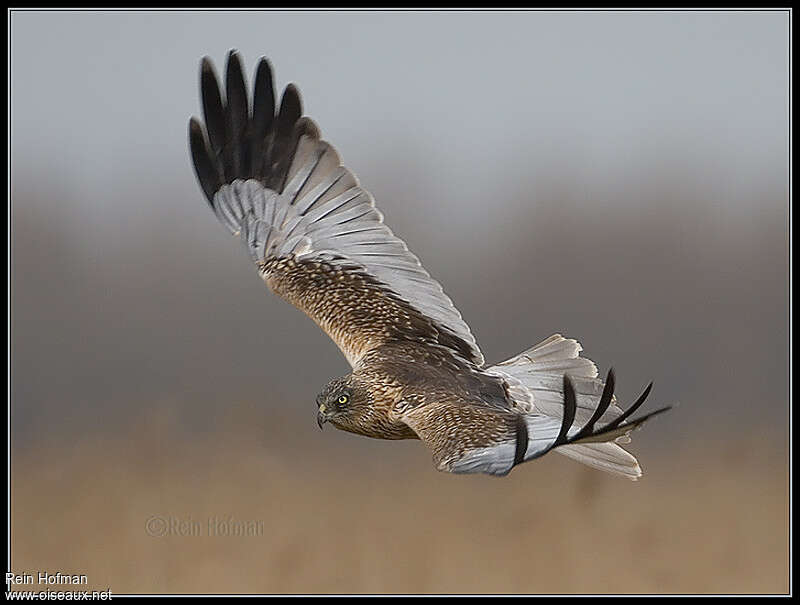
[489,333,653,480]
[491,334,625,426]
[557,442,642,480]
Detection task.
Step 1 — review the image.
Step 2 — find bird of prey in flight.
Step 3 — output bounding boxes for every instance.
[189,51,670,479]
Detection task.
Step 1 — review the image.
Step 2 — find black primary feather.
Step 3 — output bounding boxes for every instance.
[603,382,654,431]
[512,415,529,468]
[250,58,275,179]
[264,84,303,192]
[190,52,310,203]
[555,375,578,446]
[224,50,249,180]
[521,372,669,464]
[570,368,616,441]
[188,118,221,204]
[200,57,227,175]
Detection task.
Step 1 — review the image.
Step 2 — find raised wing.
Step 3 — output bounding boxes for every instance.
[189,51,483,367]
[401,372,670,478]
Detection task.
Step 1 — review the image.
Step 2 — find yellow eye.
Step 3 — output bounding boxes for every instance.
[337,394,349,405]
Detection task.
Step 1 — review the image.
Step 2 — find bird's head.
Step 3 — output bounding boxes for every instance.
[315,375,371,432]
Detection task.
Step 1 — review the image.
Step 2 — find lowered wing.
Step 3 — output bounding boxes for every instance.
[401,372,670,478]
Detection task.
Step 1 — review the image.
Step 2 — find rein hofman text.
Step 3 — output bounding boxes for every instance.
[7,572,88,585]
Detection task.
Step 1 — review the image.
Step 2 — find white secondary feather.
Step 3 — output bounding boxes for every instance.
[213,133,484,366]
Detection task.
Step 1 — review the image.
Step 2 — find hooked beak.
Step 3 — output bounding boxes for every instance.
[317,404,328,430]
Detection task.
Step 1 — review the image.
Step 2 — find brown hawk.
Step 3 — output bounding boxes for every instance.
[189,51,670,479]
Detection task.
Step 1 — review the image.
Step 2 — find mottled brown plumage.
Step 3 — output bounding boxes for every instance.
[189,51,670,478]
[261,256,476,367]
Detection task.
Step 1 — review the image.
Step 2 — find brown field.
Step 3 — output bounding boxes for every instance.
[10,413,788,595]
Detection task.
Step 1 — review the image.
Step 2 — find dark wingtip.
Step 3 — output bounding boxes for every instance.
[188,116,203,143]
[250,57,276,178]
[284,82,301,100]
[252,58,275,120]
[191,53,309,199]
[261,82,304,191]
[189,117,220,204]
[224,50,250,178]
[278,84,303,131]
[254,57,274,94]
[257,56,272,70]
[621,404,673,431]
[512,415,529,468]
[605,380,654,431]
[557,375,577,445]
[200,55,226,163]
[200,57,221,96]
[226,50,245,76]
[200,56,216,77]
[571,367,616,441]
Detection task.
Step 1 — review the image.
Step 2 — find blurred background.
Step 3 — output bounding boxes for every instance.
[10,10,788,595]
